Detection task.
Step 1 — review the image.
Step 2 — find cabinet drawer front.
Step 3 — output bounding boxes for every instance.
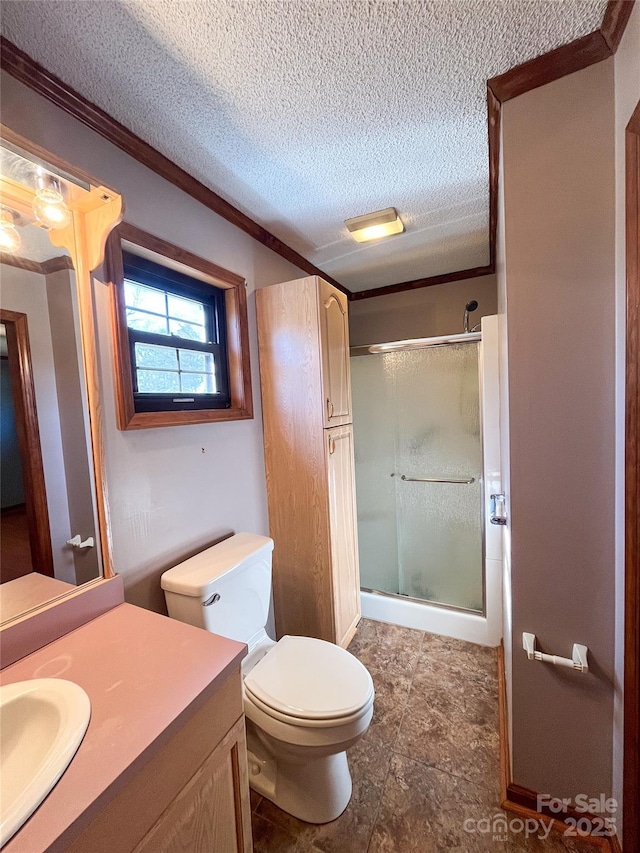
[133,717,252,853]
[319,281,352,427]
[326,425,361,646]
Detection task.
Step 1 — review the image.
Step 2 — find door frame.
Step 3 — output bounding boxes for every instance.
[1,308,54,577]
[624,99,640,853]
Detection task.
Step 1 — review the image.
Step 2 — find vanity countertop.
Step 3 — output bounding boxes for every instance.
[0,602,246,853]
[0,573,76,623]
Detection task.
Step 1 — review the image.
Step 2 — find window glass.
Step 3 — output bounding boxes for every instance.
[167,293,205,325]
[122,251,229,413]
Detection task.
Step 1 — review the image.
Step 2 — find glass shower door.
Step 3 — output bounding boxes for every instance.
[351,342,483,613]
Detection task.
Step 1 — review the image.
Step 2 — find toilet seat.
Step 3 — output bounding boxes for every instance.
[244,635,374,725]
[244,686,374,730]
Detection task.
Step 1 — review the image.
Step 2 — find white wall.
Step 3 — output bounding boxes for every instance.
[1,70,308,614]
[0,264,75,582]
[613,3,640,834]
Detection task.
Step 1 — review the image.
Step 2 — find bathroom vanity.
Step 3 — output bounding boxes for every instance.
[0,595,252,852]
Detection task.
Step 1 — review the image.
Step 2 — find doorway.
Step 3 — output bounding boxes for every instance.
[0,308,53,581]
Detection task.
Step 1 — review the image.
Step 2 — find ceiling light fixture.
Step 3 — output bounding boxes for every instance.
[33,176,71,229]
[0,209,22,254]
[344,207,404,243]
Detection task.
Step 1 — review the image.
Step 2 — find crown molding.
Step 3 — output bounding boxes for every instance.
[0,252,72,275]
[350,264,494,301]
[0,36,351,298]
[0,1,633,301]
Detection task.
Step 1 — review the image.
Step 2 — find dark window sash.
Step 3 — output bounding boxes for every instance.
[122,254,230,412]
[132,392,231,413]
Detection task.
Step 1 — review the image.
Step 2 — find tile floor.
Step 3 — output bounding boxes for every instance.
[251,618,603,853]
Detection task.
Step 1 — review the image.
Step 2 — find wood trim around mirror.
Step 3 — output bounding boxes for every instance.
[0,125,123,584]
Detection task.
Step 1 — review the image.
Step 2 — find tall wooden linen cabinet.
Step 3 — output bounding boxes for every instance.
[256,276,361,648]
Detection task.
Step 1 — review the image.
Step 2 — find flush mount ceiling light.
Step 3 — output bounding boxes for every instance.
[344,207,404,243]
[0,209,22,254]
[33,175,71,230]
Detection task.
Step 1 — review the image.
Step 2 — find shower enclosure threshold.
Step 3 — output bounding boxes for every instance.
[362,586,484,617]
[360,586,500,647]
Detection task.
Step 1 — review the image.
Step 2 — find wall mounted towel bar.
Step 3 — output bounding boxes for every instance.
[391,474,476,485]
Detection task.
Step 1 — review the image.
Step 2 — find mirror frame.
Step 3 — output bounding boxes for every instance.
[0,124,123,593]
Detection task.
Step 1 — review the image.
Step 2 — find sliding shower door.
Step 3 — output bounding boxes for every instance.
[351,342,483,613]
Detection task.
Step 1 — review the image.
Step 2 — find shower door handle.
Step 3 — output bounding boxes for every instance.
[392,474,476,485]
[490,494,507,525]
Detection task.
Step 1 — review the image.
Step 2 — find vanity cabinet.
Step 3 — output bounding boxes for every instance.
[133,717,250,853]
[257,276,360,647]
[66,670,252,853]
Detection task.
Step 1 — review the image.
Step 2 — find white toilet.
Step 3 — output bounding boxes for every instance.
[160,533,374,824]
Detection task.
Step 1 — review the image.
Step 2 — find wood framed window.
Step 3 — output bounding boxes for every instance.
[106,223,252,429]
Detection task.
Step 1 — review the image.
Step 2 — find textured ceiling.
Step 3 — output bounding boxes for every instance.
[2,1,607,291]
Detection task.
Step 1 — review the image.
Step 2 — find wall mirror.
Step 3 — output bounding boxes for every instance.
[0,127,122,624]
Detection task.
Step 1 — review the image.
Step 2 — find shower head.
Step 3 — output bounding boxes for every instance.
[463,300,479,333]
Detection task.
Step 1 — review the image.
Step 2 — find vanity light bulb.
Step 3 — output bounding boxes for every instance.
[0,212,21,254]
[33,187,71,229]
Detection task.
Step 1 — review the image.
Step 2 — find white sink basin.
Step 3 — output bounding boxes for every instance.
[0,678,91,848]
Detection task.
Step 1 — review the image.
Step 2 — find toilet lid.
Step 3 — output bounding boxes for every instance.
[244,635,374,721]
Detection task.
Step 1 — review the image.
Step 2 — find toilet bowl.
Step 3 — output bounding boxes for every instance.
[242,634,374,823]
[160,533,374,824]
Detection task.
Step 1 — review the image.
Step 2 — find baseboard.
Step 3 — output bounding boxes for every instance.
[497,644,621,851]
[497,640,510,797]
[609,831,623,853]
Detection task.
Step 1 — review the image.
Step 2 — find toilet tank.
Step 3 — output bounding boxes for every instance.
[160,533,274,645]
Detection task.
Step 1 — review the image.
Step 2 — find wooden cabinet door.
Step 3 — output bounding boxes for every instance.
[133,717,252,853]
[318,280,352,427]
[326,425,361,647]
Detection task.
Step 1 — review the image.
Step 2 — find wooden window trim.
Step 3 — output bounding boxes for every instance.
[106,223,253,429]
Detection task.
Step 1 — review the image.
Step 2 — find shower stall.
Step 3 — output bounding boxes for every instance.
[350,317,502,646]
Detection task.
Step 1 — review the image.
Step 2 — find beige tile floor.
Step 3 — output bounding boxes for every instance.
[251,618,602,853]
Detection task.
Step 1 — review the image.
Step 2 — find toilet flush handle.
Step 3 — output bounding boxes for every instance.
[203,592,221,606]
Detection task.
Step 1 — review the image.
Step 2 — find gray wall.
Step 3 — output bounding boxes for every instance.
[501,60,616,800]
[0,71,307,614]
[46,267,100,584]
[349,274,497,346]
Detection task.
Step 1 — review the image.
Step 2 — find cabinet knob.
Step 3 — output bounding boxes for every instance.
[327,398,334,419]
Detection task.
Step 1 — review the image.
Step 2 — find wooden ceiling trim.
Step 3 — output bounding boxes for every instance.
[601,0,636,51]
[0,1,634,302]
[350,264,494,301]
[487,30,611,103]
[357,0,633,299]
[0,37,351,298]
[0,252,72,275]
